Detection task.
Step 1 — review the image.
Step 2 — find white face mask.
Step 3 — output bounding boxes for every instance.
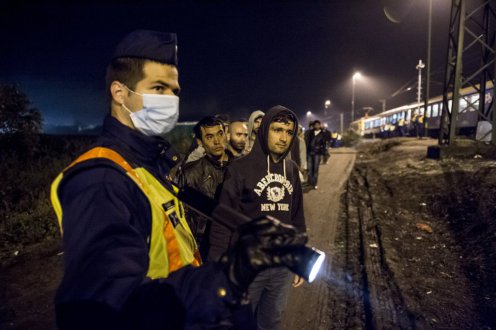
[122,86,179,136]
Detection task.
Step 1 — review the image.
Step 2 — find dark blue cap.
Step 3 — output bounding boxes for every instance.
[112,30,178,66]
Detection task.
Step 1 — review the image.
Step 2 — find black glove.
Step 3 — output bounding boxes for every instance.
[221,216,307,299]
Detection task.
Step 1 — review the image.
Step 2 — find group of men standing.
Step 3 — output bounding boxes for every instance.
[172,106,306,329]
[51,30,311,330]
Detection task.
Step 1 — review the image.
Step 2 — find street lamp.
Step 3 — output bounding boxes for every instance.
[351,72,362,122]
[324,99,331,117]
[306,110,312,117]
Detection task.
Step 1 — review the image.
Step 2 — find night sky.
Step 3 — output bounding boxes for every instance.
[0,0,452,131]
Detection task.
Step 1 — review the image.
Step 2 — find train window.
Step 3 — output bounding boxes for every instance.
[432,103,439,117]
[407,109,411,120]
[469,94,479,111]
[427,105,432,118]
[460,98,467,112]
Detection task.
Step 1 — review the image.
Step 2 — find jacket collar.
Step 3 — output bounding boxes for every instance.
[99,115,179,170]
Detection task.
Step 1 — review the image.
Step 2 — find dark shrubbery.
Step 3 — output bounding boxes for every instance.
[0,135,97,258]
[1,127,195,259]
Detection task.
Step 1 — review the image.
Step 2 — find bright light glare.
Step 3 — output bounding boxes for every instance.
[324,100,331,108]
[308,249,326,283]
[306,111,312,116]
[353,72,362,81]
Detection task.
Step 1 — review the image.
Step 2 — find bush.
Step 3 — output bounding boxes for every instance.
[0,135,95,258]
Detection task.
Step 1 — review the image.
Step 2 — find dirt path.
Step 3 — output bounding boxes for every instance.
[326,138,496,329]
[0,239,63,329]
[282,148,356,330]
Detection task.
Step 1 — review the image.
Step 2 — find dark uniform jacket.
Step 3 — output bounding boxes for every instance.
[54,115,242,329]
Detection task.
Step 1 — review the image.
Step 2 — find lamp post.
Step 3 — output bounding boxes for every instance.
[306,111,312,129]
[324,100,331,117]
[351,72,362,122]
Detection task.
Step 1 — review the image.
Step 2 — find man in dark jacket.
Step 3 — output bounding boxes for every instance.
[50,30,308,330]
[214,106,306,330]
[305,119,327,189]
[174,115,231,259]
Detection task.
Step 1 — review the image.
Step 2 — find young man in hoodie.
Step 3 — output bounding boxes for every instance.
[217,105,306,330]
[244,110,265,153]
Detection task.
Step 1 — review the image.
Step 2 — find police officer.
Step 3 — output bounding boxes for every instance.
[51,30,306,330]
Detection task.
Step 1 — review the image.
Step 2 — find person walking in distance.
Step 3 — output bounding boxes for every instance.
[305,120,327,189]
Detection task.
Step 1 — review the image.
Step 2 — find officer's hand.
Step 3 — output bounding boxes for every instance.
[221,216,307,298]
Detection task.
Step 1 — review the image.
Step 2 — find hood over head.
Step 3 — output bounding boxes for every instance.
[247,110,265,138]
[253,105,299,161]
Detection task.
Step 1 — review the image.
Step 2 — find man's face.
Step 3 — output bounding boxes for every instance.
[253,117,263,134]
[267,121,295,159]
[123,61,180,113]
[199,124,227,158]
[229,122,248,152]
[314,122,321,130]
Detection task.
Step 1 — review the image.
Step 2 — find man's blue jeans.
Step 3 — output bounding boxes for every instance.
[307,154,322,187]
[248,267,293,330]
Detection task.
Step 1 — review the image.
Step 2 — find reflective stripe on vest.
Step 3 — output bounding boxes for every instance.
[51,147,201,279]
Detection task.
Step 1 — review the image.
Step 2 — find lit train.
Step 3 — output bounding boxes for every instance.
[350,81,494,138]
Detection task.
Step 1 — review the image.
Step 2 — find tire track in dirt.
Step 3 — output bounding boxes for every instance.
[329,161,417,330]
[353,165,416,329]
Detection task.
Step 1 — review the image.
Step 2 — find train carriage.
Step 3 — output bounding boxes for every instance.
[351,81,494,139]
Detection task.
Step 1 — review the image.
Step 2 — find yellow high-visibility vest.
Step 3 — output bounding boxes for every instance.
[51,147,201,279]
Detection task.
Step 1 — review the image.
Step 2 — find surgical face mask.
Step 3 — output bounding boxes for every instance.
[122,86,179,136]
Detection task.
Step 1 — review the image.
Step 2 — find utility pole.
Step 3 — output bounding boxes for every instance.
[424,0,432,137]
[440,0,495,146]
[416,60,425,114]
[379,99,386,112]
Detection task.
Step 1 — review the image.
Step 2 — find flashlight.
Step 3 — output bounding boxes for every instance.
[282,245,326,283]
[177,187,326,283]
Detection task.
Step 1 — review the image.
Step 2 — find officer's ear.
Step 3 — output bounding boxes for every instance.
[110,81,126,105]
[196,138,203,148]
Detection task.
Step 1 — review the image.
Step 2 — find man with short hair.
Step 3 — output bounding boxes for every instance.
[305,119,327,189]
[174,115,231,259]
[245,110,264,153]
[216,105,306,330]
[50,30,306,329]
[227,120,248,158]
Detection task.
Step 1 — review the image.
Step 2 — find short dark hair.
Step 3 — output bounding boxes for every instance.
[105,57,147,98]
[193,116,225,140]
[313,120,321,125]
[271,110,296,125]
